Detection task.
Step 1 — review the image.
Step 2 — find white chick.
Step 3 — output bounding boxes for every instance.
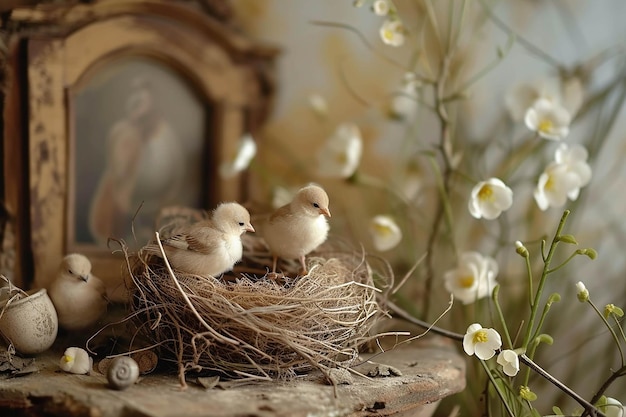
[48,254,108,331]
[260,184,331,274]
[147,202,255,276]
[59,347,93,374]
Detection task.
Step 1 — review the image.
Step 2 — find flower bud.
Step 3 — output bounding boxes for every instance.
[558,234,578,245]
[604,304,624,319]
[515,241,529,258]
[519,385,537,401]
[576,248,597,260]
[576,281,589,302]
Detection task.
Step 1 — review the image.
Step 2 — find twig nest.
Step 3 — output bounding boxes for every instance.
[125,236,386,384]
[107,356,139,390]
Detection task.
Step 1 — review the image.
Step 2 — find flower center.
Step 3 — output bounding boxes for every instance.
[458,275,475,288]
[382,29,394,42]
[538,119,554,134]
[544,174,555,191]
[335,151,348,165]
[373,223,392,236]
[472,329,488,344]
[478,185,495,202]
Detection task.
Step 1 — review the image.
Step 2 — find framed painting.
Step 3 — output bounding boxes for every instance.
[1,0,278,296]
[69,56,206,252]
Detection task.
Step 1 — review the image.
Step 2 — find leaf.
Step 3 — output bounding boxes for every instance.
[552,406,564,415]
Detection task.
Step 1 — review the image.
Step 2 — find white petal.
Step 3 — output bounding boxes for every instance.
[485,328,503,349]
[524,107,539,131]
[603,398,625,417]
[463,334,476,356]
[317,123,363,178]
[369,215,402,251]
[474,343,496,360]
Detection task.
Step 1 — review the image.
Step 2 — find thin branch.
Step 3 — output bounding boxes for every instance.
[520,354,604,417]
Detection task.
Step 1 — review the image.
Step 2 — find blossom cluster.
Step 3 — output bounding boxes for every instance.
[354,0,406,47]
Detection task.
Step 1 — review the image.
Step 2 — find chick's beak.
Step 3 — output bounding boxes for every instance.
[80,275,89,282]
[319,207,331,217]
[246,223,256,233]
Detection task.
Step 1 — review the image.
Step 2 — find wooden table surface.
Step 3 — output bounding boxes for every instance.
[0,337,465,417]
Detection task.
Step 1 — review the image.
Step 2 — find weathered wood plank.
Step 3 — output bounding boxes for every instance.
[0,338,465,417]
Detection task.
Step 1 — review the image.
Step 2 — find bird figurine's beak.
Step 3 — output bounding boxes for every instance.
[80,275,89,282]
[319,207,331,217]
[246,224,256,233]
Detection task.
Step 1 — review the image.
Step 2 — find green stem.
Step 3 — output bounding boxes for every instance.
[546,251,579,274]
[523,340,538,387]
[492,285,513,349]
[479,359,515,417]
[524,252,534,309]
[588,300,625,369]
[522,210,570,350]
[614,316,626,344]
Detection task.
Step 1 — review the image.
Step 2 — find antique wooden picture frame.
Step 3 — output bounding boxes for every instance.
[2,0,277,295]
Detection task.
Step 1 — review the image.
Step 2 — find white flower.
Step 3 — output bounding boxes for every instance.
[308,93,328,118]
[399,161,423,200]
[219,133,257,179]
[317,123,363,178]
[463,323,502,360]
[468,178,513,220]
[505,76,583,122]
[372,0,390,16]
[379,19,405,47]
[555,143,592,198]
[533,162,580,210]
[59,347,92,374]
[524,98,572,140]
[534,143,591,210]
[389,74,419,120]
[497,350,520,376]
[601,397,625,417]
[576,281,589,302]
[369,215,402,251]
[444,252,499,305]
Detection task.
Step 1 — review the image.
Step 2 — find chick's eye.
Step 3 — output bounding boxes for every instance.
[68,269,73,275]
[313,203,320,208]
[238,222,245,226]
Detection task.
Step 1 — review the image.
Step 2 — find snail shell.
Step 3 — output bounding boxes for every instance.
[107,356,139,390]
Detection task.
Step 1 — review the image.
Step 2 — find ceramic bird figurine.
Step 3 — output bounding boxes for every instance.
[260,184,331,275]
[59,347,93,374]
[48,254,108,331]
[146,202,255,276]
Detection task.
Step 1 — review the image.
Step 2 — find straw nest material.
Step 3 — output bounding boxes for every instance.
[125,232,387,385]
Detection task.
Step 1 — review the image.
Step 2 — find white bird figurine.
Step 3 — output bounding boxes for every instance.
[147,202,255,276]
[260,184,331,275]
[48,254,108,331]
[59,347,93,374]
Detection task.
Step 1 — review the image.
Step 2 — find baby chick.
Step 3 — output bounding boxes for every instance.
[48,254,108,331]
[148,202,255,276]
[261,184,331,274]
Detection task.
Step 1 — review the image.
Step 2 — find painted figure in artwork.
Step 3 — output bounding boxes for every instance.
[88,77,185,245]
